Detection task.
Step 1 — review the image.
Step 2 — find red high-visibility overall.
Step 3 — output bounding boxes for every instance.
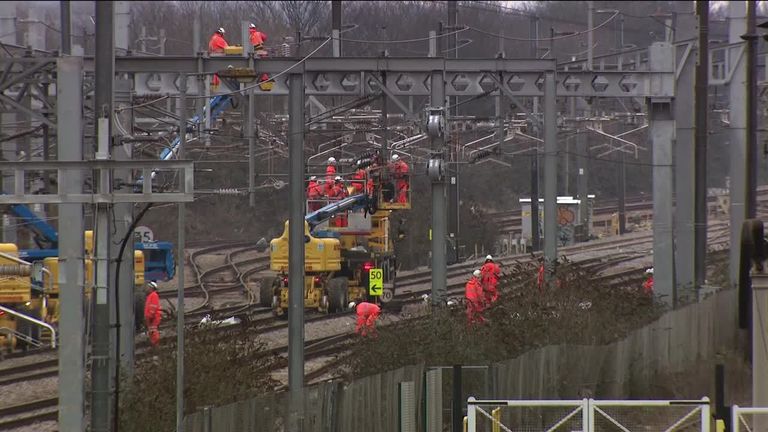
[481,262,501,304]
[390,160,409,204]
[355,302,381,336]
[208,33,229,88]
[144,290,162,346]
[465,278,486,324]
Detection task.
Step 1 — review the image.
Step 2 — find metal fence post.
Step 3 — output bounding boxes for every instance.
[466,397,476,432]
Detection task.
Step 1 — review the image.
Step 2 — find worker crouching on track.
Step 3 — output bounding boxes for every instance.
[144,281,162,347]
[480,255,501,304]
[465,270,486,325]
[353,301,381,336]
[642,268,654,296]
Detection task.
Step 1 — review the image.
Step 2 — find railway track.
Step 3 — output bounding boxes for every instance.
[0,397,58,430]
[0,211,743,423]
[0,220,738,427]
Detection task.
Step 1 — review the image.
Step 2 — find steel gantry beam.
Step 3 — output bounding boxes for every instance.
[69,56,673,99]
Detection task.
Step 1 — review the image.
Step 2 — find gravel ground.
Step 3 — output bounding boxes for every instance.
[7,419,57,432]
[0,376,57,409]
[0,351,57,372]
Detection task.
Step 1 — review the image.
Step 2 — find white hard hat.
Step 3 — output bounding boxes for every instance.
[335,176,342,181]
[348,301,356,309]
[148,281,158,289]
[328,157,336,164]
[217,27,225,35]
[249,23,256,29]
[391,154,399,161]
[310,176,317,181]
[473,270,481,278]
[486,255,493,261]
[645,268,654,274]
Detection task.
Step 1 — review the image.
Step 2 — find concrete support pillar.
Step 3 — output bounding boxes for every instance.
[287,73,306,429]
[729,1,748,289]
[115,1,130,52]
[25,6,45,50]
[542,71,558,278]
[674,10,697,296]
[57,56,86,432]
[430,71,448,304]
[648,42,677,307]
[651,101,676,307]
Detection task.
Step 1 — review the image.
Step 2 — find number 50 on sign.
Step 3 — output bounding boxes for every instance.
[369,268,383,296]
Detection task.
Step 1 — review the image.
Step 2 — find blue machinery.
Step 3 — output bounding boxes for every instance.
[305,193,372,233]
[8,95,235,281]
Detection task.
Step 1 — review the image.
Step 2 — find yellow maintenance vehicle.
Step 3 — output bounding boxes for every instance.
[263,152,410,316]
[0,232,146,350]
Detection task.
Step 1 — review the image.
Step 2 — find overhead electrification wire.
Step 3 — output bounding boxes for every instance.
[467,11,619,42]
[338,26,469,44]
[116,96,169,112]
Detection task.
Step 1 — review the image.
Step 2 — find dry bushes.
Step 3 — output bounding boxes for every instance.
[346,259,664,378]
[118,324,280,432]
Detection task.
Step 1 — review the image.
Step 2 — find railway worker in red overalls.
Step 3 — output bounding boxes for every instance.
[465,270,486,325]
[480,255,501,304]
[144,281,162,347]
[389,154,409,204]
[307,176,324,211]
[354,302,381,336]
[351,167,366,194]
[642,268,654,296]
[329,176,348,227]
[537,261,545,292]
[208,27,229,89]
[326,157,337,183]
[248,23,268,53]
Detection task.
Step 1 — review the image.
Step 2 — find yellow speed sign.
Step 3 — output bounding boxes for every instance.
[368,268,383,296]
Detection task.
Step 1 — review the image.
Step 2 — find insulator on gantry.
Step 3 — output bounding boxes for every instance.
[214,188,242,196]
[281,37,294,57]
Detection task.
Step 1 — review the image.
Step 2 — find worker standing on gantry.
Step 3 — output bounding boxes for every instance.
[144,281,162,347]
[465,270,486,325]
[208,27,229,89]
[353,301,381,336]
[248,23,268,55]
[208,27,229,54]
[480,255,501,304]
[389,154,409,204]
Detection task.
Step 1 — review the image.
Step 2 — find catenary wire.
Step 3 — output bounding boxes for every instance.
[467,11,619,42]
[338,26,469,44]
